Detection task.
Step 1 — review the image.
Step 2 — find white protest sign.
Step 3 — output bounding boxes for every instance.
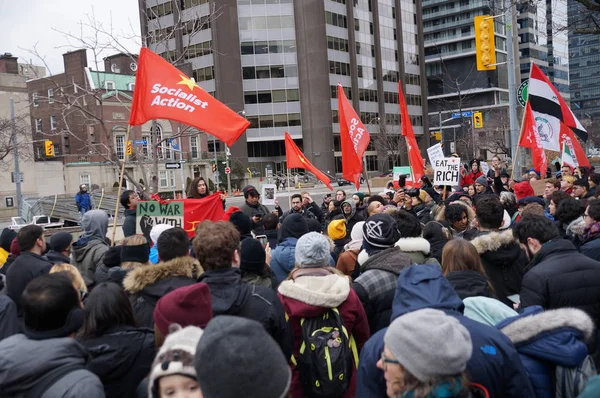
[426,143,444,166]
[433,157,461,186]
[480,161,489,175]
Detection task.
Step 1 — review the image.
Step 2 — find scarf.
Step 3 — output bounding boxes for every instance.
[401,377,464,398]
[585,222,600,242]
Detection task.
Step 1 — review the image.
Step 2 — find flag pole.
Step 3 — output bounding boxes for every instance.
[362,155,372,195]
[510,102,528,181]
[287,169,291,209]
[111,124,131,245]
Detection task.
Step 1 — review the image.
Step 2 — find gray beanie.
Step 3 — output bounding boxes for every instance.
[475,175,488,188]
[384,308,472,382]
[295,231,331,268]
[195,315,291,398]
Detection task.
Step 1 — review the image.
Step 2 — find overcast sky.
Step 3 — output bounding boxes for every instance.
[0,0,142,75]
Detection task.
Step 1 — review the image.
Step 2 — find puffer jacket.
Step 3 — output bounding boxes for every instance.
[497,306,595,398]
[352,247,414,333]
[270,238,298,284]
[357,264,535,398]
[581,233,600,262]
[278,269,370,398]
[395,237,440,266]
[123,256,203,327]
[469,229,527,306]
[81,325,155,398]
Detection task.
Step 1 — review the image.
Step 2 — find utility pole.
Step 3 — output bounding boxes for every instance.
[178,131,186,198]
[226,145,231,196]
[505,0,520,169]
[10,98,22,216]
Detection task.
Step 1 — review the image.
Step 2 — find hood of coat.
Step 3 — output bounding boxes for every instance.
[78,210,109,242]
[278,274,350,312]
[360,246,414,275]
[395,237,431,255]
[197,268,252,315]
[0,334,91,394]
[498,306,595,366]
[340,199,356,220]
[391,264,464,322]
[445,270,492,300]
[566,216,586,238]
[469,229,524,266]
[71,238,108,263]
[122,256,203,294]
[81,325,155,383]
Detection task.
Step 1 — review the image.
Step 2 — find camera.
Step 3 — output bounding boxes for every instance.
[405,188,420,197]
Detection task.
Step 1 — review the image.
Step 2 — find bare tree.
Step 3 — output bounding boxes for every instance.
[0,116,35,171]
[370,124,405,168]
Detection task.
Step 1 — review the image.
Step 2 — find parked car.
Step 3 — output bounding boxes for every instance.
[336,177,352,186]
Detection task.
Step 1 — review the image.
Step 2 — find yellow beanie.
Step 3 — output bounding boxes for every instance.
[327,219,347,241]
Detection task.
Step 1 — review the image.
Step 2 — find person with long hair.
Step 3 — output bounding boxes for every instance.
[79,282,155,398]
[441,239,494,300]
[187,176,226,207]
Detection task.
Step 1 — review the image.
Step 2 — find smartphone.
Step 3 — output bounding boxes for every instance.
[256,235,268,248]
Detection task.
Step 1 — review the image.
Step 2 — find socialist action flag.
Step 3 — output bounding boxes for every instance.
[129,48,250,147]
[519,102,547,175]
[284,132,333,190]
[399,83,425,184]
[337,84,370,189]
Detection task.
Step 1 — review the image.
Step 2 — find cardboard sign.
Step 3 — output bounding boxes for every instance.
[426,143,444,166]
[530,179,547,197]
[136,201,184,242]
[481,161,490,175]
[433,157,461,186]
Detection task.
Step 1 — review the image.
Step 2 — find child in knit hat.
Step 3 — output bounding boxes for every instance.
[149,325,204,398]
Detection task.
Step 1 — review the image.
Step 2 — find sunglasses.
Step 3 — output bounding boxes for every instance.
[380,352,400,371]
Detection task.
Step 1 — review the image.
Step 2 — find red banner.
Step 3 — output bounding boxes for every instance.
[285,132,333,189]
[129,48,249,147]
[399,83,425,183]
[338,84,369,189]
[519,102,547,174]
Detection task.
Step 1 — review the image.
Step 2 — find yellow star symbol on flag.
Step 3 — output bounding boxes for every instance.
[177,75,198,91]
[299,155,307,164]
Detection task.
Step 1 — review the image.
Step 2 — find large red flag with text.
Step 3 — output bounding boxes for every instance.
[399,83,425,183]
[129,48,250,146]
[519,102,547,175]
[338,84,370,189]
[285,132,333,190]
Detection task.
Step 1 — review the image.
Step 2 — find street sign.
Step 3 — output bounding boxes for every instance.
[134,140,147,145]
[165,162,182,169]
[451,111,473,119]
[517,79,529,107]
[11,172,23,183]
[224,167,231,174]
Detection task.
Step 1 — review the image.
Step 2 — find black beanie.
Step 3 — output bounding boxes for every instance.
[50,232,73,253]
[307,218,323,234]
[121,242,150,264]
[103,246,123,268]
[240,238,266,274]
[0,228,17,252]
[229,211,252,236]
[362,213,400,249]
[279,213,309,241]
[367,195,387,205]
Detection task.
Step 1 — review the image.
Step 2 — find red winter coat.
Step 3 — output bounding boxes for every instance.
[278,270,370,398]
[461,170,484,187]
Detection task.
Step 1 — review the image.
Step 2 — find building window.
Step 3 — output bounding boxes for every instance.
[35,119,42,132]
[159,171,168,188]
[48,89,54,104]
[151,124,163,159]
[105,81,115,90]
[142,136,149,157]
[168,170,176,187]
[80,174,91,187]
[116,135,125,160]
[32,93,39,107]
[190,135,199,158]
[128,83,135,91]
[50,116,57,130]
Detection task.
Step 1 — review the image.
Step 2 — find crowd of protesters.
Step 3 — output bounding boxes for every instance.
[2,158,600,397]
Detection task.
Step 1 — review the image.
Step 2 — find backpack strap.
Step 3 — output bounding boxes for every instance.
[25,363,86,398]
[350,335,359,369]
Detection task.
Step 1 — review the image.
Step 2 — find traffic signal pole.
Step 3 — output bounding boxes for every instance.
[10,98,22,217]
[504,0,520,174]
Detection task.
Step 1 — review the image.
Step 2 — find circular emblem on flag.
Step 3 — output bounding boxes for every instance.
[535,116,553,143]
[517,80,529,107]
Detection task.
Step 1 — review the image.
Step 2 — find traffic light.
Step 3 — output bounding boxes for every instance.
[212,163,217,172]
[126,140,132,155]
[473,112,484,129]
[44,140,54,157]
[474,16,496,71]
[430,131,441,141]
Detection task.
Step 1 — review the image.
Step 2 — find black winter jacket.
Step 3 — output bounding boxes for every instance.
[198,267,292,359]
[445,270,494,300]
[123,256,203,327]
[46,250,71,264]
[81,325,156,398]
[468,230,527,307]
[580,234,600,262]
[6,252,53,311]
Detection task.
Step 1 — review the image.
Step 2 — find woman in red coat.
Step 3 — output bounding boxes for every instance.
[278,232,370,398]
[461,159,484,187]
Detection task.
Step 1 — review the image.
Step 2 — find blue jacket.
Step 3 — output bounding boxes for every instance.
[580,235,600,262]
[357,264,534,398]
[270,238,298,283]
[496,306,594,398]
[75,191,92,211]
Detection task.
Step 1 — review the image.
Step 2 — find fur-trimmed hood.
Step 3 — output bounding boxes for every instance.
[566,216,586,238]
[278,274,350,308]
[123,256,203,294]
[469,229,518,255]
[395,237,430,255]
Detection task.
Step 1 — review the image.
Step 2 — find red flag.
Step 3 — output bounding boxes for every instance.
[338,84,370,189]
[519,102,547,175]
[561,124,591,168]
[129,48,250,147]
[180,194,225,237]
[399,83,425,183]
[284,132,333,190]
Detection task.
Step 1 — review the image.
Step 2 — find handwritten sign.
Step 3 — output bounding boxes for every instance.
[481,161,490,175]
[426,143,444,166]
[433,157,461,186]
[136,201,184,242]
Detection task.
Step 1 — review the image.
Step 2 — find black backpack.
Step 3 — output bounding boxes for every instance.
[295,307,359,398]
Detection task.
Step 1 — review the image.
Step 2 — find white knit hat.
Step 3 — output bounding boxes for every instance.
[150,224,174,245]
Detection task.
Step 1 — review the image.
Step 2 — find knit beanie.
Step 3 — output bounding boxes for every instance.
[353,192,365,203]
[362,214,401,249]
[50,232,73,253]
[279,213,309,241]
[295,232,331,268]
[475,175,489,188]
[242,185,260,198]
[384,308,472,382]
[513,181,535,201]
[240,238,266,274]
[149,325,204,398]
[121,242,150,264]
[195,316,291,398]
[328,219,347,241]
[150,224,174,246]
[350,221,365,241]
[103,246,123,268]
[153,283,213,337]
[229,211,252,236]
[423,187,441,203]
[0,228,17,252]
[307,218,323,234]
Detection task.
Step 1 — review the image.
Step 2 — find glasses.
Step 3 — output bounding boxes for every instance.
[585,213,591,218]
[380,352,400,370]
